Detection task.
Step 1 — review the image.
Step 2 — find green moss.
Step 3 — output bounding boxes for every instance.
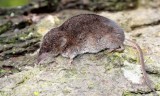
[0,21,12,35]
[155,82,160,90]
[89,0,138,11]
[123,91,145,96]
[0,66,20,77]
[0,68,5,73]
[122,91,134,96]
[0,24,41,44]
[46,0,138,12]
[0,31,40,44]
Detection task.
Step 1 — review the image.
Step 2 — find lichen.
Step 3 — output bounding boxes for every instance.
[79,67,87,75]
[33,91,40,96]
[64,68,78,78]
[62,87,72,95]
[144,56,154,64]
[87,81,95,89]
[104,52,124,72]
[122,46,138,64]
[0,91,10,96]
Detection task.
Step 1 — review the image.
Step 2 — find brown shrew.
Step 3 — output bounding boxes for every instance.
[37,14,158,95]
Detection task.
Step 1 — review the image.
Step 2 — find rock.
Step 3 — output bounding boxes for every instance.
[0,50,155,96]
[0,15,62,60]
[139,0,160,8]
[35,15,61,36]
[99,8,160,32]
[48,0,138,11]
[1,44,160,95]
[122,61,142,84]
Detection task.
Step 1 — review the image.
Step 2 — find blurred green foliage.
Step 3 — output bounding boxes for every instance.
[0,0,30,8]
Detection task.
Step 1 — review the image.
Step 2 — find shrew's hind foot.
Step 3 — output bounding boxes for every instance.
[115,45,125,52]
[107,48,115,53]
[107,45,125,53]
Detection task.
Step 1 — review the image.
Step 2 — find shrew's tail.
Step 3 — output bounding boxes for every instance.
[125,39,158,96]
